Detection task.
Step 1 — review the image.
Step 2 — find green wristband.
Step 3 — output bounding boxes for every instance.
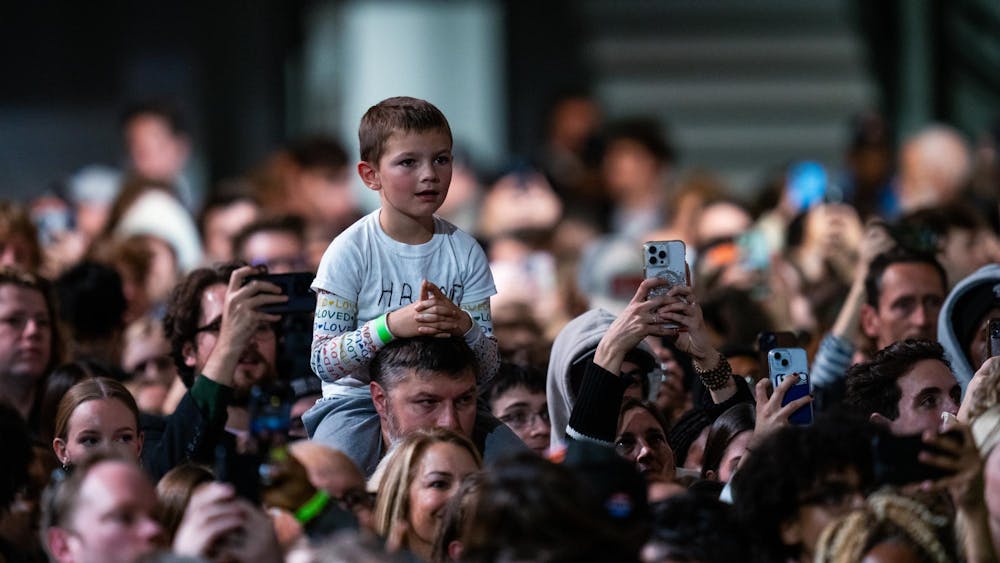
[373,313,394,344]
[294,490,331,525]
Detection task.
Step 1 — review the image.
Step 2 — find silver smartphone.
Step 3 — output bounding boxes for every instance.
[642,240,686,329]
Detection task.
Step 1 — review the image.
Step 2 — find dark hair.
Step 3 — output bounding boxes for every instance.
[155,464,215,543]
[864,247,947,308]
[604,117,676,165]
[901,202,987,243]
[700,403,755,479]
[0,400,32,513]
[120,100,188,136]
[231,214,306,262]
[53,377,140,448]
[358,96,452,164]
[370,336,478,392]
[459,453,630,563]
[163,262,242,387]
[483,363,546,408]
[54,261,126,342]
[647,491,747,563]
[619,397,669,436]
[667,407,715,467]
[730,414,877,563]
[845,339,950,421]
[287,135,350,171]
[197,178,260,241]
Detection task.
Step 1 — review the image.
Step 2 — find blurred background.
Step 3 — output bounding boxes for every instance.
[4,0,1000,203]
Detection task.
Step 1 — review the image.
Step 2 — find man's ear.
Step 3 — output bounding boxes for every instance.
[358,161,381,191]
[371,382,388,418]
[182,341,197,368]
[779,517,802,549]
[46,526,73,562]
[704,469,718,482]
[870,412,893,428]
[860,303,879,340]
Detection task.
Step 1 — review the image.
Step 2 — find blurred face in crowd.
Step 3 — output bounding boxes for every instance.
[602,138,662,201]
[881,359,960,436]
[373,370,477,446]
[616,406,676,483]
[716,430,753,483]
[46,461,163,563]
[938,227,989,287]
[406,441,479,555]
[53,398,142,466]
[862,262,945,350]
[238,230,307,274]
[184,283,277,397]
[781,469,864,561]
[203,200,259,263]
[0,283,51,384]
[491,385,550,455]
[125,114,189,181]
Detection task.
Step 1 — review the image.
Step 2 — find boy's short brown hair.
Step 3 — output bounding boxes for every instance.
[359,96,452,164]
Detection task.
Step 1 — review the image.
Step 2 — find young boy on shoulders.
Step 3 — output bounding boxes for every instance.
[304,97,500,465]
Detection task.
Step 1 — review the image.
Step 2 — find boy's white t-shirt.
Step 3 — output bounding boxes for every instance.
[311,209,496,389]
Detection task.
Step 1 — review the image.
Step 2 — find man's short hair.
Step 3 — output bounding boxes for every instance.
[483,363,545,407]
[54,261,126,342]
[231,214,306,261]
[901,202,987,245]
[287,135,349,172]
[162,262,241,387]
[864,247,947,308]
[370,336,477,392]
[358,97,452,164]
[197,178,259,240]
[605,117,676,165]
[40,449,138,537]
[844,339,950,421]
[120,100,188,136]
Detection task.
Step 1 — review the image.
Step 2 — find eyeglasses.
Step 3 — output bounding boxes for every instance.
[798,481,862,509]
[194,318,275,338]
[499,409,550,431]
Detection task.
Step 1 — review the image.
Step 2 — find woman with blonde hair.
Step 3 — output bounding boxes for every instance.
[369,428,481,561]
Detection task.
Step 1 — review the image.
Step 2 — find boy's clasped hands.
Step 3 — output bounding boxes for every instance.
[385,280,472,338]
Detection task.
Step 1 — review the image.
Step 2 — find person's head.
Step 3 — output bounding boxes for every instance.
[0,267,58,392]
[731,415,876,563]
[287,135,356,227]
[42,450,163,563]
[814,491,954,563]
[163,262,277,395]
[121,315,176,388]
[845,339,960,436]
[54,261,127,358]
[862,248,947,349]
[484,363,550,455]
[667,407,716,472]
[38,360,115,445]
[198,179,261,264]
[0,200,42,273]
[898,125,971,211]
[370,336,478,445]
[943,268,1000,374]
[601,118,674,201]
[643,491,747,563]
[616,397,676,483]
[120,100,190,182]
[700,402,755,482]
[154,463,214,543]
[289,441,373,530]
[52,377,142,467]
[900,203,991,288]
[357,97,454,222]
[371,427,481,561]
[232,214,308,274]
[458,453,629,563]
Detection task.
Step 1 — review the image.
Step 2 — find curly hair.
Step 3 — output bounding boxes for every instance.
[730,413,877,563]
[845,339,950,421]
[162,262,242,387]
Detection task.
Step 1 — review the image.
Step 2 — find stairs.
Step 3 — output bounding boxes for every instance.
[579,0,878,198]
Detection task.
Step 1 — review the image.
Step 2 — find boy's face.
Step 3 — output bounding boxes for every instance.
[359,129,453,225]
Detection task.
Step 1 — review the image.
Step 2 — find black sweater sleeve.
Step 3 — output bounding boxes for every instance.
[566,360,630,446]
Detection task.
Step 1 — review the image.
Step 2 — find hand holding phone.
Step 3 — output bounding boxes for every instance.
[643,240,686,329]
[767,348,813,426]
[243,272,316,314]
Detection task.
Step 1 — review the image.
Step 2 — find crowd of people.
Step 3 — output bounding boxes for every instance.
[1,92,1000,563]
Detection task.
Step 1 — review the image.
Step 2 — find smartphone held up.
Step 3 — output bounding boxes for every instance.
[643,240,687,329]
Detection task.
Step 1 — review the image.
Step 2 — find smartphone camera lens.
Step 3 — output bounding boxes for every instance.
[649,256,657,265]
[648,246,658,254]
[781,359,789,367]
[658,251,666,259]
[774,352,782,360]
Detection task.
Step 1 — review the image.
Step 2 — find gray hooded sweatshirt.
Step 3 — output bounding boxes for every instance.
[938,263,1000,390]
[547,308,655,448]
